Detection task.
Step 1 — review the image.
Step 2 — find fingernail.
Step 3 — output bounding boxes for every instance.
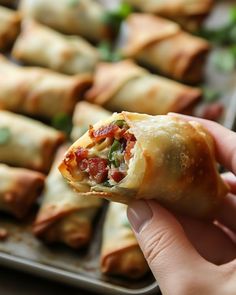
[127,200,153,233]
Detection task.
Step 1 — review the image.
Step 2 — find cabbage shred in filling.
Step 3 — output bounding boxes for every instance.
[65,120,136,186]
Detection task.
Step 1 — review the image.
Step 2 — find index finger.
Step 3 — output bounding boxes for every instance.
[169,113,236,175]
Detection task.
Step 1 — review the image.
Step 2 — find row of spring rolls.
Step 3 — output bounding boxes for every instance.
[0,55,202,118]
[11,14,210,84]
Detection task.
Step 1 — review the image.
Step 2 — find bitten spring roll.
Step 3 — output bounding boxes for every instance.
[0,164,45,218]
[33,146,102,248]
[12,20,100,75]
[0,110,64,172]
[124,0,214,31]
[0,55,92,119]
[86,60,202,115]
[60,112,228,219]
[0,6,21,51]
[121,14,210,83]
[71,101,111,142]
[101,202,149,279]
[19,0,107,42]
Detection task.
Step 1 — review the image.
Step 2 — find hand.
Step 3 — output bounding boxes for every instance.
[127,116,236,295]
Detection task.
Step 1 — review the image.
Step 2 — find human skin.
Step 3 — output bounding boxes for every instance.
[127,115,236,295]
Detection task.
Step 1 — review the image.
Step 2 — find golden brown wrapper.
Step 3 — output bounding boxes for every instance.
[60,112,228,219]
[121,14,210,83]
[19,0,107,42]
[0,55,92,119]
[0,110,64,172]
[71,101,111,142]
[0,164,45,218]
[86,60,202,115]
[33,146,102,248]
[12,20,99,75]
[0,6,21,51]
[124,0,213,31]
[101,202,149,279]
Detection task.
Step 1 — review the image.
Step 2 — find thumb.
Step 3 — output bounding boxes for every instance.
[127,200,208,292]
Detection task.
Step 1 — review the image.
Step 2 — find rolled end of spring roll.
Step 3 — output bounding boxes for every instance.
[12,19,100,75]
[121,14,210,83]
[0,55,92,119]
[0,110,65,172]
[0,6,21,51]
[19,0,108,42]
[124,0,214,31]
[0,164,45,218]
[86,60,202,115]
[101,202,149,279]
[33,146,102,248]
[71,101,111,142]
[59,112,228,219]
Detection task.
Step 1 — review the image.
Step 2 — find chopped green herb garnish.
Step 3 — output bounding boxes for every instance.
[108,139,121,167]
[52,113,72,137]
[113,119,126,127]
[102,2,132,36]
[0,127,11,145]
[67,0,79,7]
[202,87,220,103]
[98,41,123,62]
[212,49,235,72]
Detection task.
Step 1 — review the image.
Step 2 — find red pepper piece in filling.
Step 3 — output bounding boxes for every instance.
[75,147,89,171]
[110,170,125,183]
[88,158,108,183]
[89,124,120,142]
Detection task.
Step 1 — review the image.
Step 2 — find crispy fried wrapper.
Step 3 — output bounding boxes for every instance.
[101,202,149,279]
[86,60,201,115]
[0,164,45,218]
[12,20,99,75]
[33,145,102,248]
[0,110,64,172]
[19,0,108,42]
[124,0,214,31]
[60,112,228,219]
[71,101,111,142]
[0,55,92,119]
[0,6,21,51]
[121,14,210,83]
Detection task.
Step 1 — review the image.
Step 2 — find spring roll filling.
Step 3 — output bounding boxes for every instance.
[64,120,136,188]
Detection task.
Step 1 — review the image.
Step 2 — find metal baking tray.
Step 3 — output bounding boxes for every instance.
[0,1,235,295]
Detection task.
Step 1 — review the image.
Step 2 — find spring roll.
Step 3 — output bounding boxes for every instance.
[0,164,45,218]
[0,110,64,172]
[0,6,21,51]
[12,20,99,75]
[86,60,201,115]
[0,55,92,119]
[71,102,111,142]
[124,0,213,30]
[33,146,102,248]
[19,0,107,42]
[121,14,210,83]
[101,202,148,278]
[59,112,228,219]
